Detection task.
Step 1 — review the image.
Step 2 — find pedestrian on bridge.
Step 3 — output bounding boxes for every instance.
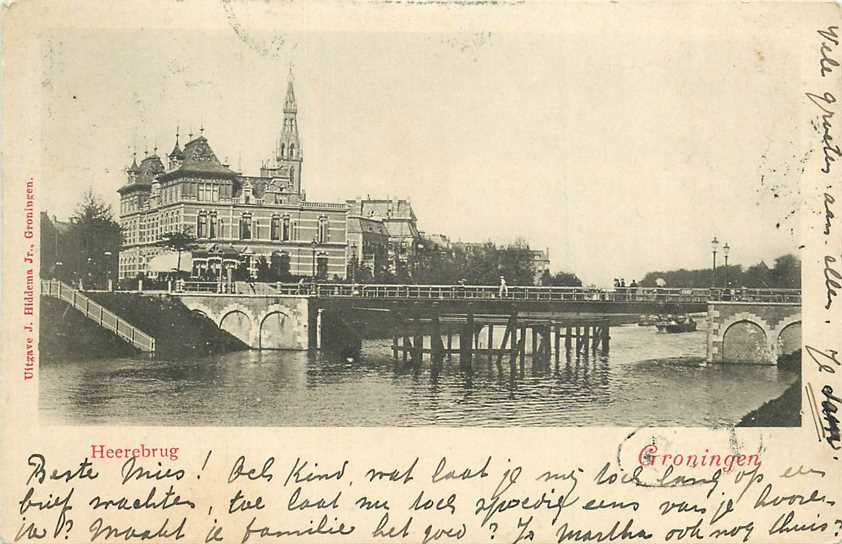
[499,276,509,298]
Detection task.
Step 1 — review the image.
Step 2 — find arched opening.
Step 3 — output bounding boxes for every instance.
[220,310,252,346]
[777,321,802,356]
[722,320,768,364]
[260,311,292,349]
[191,309,209,320]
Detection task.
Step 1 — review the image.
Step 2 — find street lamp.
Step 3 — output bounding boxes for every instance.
[349,242,357,283]
[104,251,113,291]
[722,242,730,288]
[710,236,719,289]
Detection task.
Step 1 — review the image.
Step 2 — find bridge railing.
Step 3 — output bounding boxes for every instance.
[41,280,156,352]
[169,280,800,303]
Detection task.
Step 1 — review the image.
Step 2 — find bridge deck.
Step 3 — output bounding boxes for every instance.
[176,281,801,304]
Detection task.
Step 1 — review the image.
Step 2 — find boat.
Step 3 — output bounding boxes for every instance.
[638,314,658,326]
[656,314,697,333]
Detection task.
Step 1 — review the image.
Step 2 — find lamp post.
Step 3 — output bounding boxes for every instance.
[722,242,730,288]
[104,251,113,291]
[710,236,719,290]
[350,242,357,283]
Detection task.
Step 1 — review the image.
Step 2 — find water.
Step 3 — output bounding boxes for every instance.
[39,324,799,427]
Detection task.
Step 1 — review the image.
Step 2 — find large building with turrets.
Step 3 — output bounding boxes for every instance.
[117,75,349,282]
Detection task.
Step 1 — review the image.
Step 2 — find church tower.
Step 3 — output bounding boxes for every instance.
[261,69,303,195]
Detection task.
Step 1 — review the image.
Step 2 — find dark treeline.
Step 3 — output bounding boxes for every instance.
[411,240,582,286]
[41,190,121,289]
[639,254,801,289]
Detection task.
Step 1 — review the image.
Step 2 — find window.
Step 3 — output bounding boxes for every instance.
[209,212,217,238]
[271,215,280,241]
[240,213,252,240]
[280,143,286,159]
[282,215,291,241]
[318,216,329,244]
[289,144,295,158]
[212,184,219,202]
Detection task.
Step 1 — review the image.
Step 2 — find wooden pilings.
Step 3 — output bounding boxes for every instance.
[389,311,611,369]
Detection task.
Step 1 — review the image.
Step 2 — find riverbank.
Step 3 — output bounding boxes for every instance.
[737,379,801,427]
[86,292,248,358]
[41,293,248,359]
[40,297,139,360]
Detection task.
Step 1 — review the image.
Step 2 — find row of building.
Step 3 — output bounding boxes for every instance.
[117,74,548,283]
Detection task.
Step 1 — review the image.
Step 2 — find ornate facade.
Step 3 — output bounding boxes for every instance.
[118,76,348,281]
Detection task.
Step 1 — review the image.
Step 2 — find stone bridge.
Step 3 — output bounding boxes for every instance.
[707,301,801,365]
[177,294,316,350]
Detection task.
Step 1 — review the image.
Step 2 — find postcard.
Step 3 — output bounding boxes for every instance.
[1,1,840,543]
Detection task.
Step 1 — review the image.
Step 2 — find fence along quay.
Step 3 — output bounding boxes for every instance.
[40,280,156,353]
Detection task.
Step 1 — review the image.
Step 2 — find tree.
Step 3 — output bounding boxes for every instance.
[743,261,771,287]
[769,254,801,288]
[541,270,583,287]
[270,252,291,281]
[255,256,271,281]
[638,253,800,289]
[68,190,121,289]
[157,227,197,278]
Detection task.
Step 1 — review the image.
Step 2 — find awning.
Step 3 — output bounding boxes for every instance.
[148,251,193,273]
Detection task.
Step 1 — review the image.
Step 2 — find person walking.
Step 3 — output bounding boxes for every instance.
[498,276,509,298]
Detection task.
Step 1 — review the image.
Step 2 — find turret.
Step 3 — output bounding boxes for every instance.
[168,128,184,170]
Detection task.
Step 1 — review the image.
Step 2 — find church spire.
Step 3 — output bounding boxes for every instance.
[260,66,303,194]
[277,66,301,163]
[284,64,297,114]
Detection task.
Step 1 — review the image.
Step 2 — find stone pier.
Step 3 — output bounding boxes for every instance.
[706,301,801,365]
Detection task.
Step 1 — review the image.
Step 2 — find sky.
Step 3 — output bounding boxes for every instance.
[38,3,806,286]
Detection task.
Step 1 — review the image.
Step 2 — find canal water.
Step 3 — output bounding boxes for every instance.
[39,323,799,427]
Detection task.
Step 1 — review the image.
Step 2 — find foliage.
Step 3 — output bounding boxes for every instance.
[639,253,801,288]
[540,269,583,287]
[156,226,198,277]
[41,190,121,288]
[412,239,539,285]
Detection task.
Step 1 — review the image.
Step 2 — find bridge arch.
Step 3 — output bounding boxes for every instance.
[776,319,802,357]
[721,319,769,364]
[220,309,254,346]
[259,310,293,350]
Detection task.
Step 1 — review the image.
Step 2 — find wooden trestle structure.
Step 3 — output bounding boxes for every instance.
[389,310,610,373]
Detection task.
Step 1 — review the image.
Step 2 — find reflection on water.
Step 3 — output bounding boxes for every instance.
[39,324,799,427]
